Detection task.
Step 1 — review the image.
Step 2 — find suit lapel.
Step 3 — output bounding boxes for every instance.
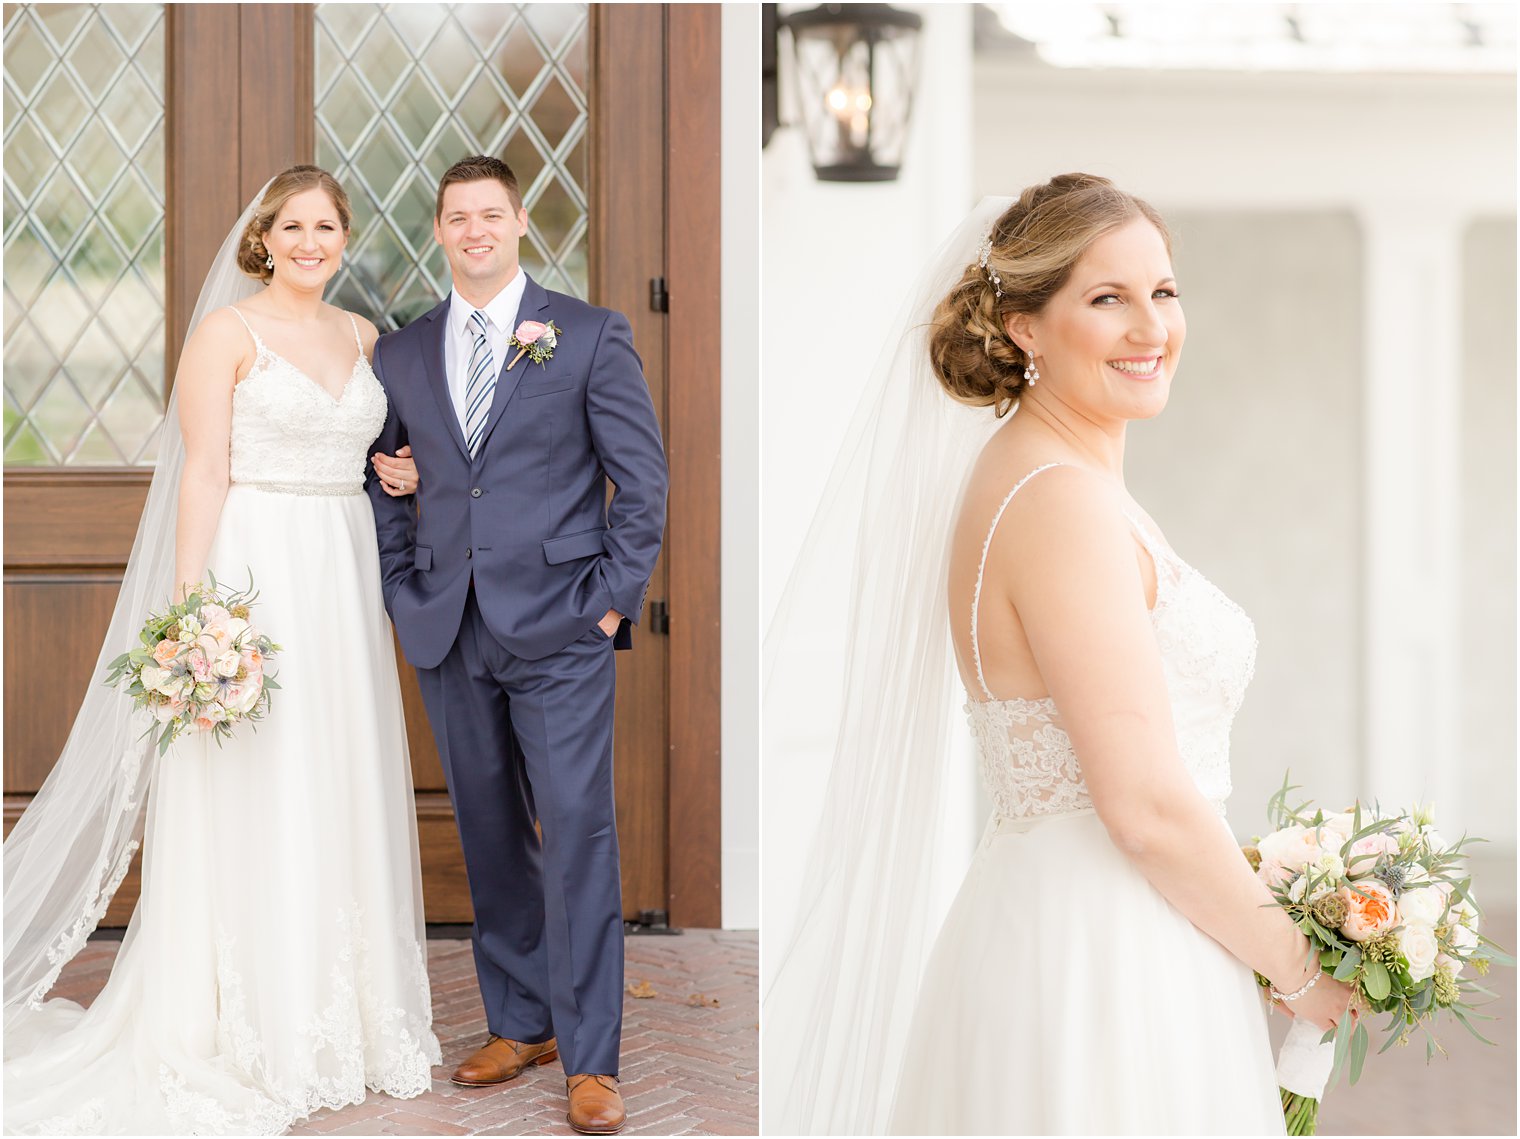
[420,296,471,460]
[475,273,550,456]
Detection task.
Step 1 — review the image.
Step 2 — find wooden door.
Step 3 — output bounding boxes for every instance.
[2,3,721,928]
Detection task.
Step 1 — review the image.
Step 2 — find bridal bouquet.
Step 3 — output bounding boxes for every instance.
[1245,776,1513,1134]
[105,571,281,755]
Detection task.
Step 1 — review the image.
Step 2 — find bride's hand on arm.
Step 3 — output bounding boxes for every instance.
[371,446,417,496]
[173,310,243,600]
[1002,467,1354,1024]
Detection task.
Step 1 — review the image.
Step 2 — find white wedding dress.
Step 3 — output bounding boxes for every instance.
[3,310,441,1135]
[887,464,1286,1135]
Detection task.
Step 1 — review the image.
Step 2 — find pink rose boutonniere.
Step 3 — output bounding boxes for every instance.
[507,319,561,370]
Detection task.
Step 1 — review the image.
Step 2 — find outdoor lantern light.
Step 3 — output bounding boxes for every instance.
[782,3,923,182]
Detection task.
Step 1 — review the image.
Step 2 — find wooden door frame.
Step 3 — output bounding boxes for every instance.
[592,4,723,929]
[663,5,722,928]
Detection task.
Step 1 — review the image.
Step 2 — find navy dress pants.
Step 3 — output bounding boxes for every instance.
[415,587,623,1076]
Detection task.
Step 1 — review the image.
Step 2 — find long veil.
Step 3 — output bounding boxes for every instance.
[4,185,268,1031]
[761,197,1014,1134]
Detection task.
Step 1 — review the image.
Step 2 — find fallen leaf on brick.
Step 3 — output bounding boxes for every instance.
[626,979,658,999]
[687,992,720,1008]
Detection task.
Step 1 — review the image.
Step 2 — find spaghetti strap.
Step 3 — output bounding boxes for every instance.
[345,312,362,351]
[970,462,1066,701]
[225,305,264,351]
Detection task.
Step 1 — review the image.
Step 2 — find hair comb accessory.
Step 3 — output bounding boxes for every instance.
[976,232,1002,299]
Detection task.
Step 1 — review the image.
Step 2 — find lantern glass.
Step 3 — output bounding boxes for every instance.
[787,5,921,182]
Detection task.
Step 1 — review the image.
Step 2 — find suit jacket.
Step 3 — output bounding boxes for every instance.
[367,275,668,667]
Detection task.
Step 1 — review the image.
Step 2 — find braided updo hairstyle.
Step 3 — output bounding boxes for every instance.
[236,165,353,282]
[928,173,1170,416]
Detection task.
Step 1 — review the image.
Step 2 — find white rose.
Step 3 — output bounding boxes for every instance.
[1257,826,1327,877]
[1399,921,1440,982]
[1448,898,1480,953]
[1437,952,1462,978]
[1399,882,1447,926]
[1288,874,1308,903]
[214,650,241,678]
[140,664,168,693]
[1318,812,1357,847]
[226,616,250,640]
[541,325,557,349]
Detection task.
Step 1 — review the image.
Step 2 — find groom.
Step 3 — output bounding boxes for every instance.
[366,155,668,1134]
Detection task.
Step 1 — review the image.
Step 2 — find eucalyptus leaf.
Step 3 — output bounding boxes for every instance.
[1349,1021,1369,1084]
[1363,960,1391,1002]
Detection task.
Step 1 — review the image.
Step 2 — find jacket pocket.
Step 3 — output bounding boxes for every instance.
[519,378,574,399]
[414,545,433,571]
[542,527,607,565]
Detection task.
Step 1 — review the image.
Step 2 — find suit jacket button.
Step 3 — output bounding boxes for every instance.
[466,548,473,559]
[471,487,482,498]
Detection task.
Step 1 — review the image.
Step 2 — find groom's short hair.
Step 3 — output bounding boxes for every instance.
[435,156,523,218]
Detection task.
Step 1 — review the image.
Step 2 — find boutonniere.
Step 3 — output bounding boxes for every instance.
[506,320,561,370]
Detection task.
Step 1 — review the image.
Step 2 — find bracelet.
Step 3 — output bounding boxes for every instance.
[1270,967,1323,1004]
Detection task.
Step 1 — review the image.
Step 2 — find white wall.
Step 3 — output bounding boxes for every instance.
[722,3,760,930]
[760,3,975,970]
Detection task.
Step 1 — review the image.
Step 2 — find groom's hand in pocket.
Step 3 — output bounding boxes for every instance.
[597,608,623,638]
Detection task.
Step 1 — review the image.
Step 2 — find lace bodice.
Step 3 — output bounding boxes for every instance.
[966,464,1256,821]
[226,308,387,492]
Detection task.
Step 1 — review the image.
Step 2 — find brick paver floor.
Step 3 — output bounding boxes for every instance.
[53,929,757,1136]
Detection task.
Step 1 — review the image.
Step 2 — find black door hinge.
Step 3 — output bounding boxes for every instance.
[648,600,669,634]
[625,909,682,936]
[650,276,669,313]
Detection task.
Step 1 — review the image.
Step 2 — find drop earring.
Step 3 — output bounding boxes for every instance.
[1023,349,1039,387]
[265,253,274,270]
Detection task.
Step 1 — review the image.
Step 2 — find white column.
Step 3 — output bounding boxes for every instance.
[1359,205,1463,821]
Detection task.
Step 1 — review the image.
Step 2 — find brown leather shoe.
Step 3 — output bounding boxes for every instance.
[566,1073,626,1134]
[450,1034,558,1086]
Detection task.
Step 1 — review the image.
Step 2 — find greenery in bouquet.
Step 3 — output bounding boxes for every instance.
[104,571,282,755]
[1245,775,1514,1134]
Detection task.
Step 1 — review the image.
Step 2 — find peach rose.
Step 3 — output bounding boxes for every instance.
[1340,881,1398,942]
[153,697,185,724]
[514,320,548,344]
[152,639,182,667]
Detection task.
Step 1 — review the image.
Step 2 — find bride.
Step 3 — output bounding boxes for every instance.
[4,166,439,1134]
[762,174,1353,1134]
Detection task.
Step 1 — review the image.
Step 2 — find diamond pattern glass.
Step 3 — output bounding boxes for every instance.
[316,3,591,330]
[4,4,166,467]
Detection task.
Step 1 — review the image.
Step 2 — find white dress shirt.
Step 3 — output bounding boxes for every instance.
[442,270,528,433]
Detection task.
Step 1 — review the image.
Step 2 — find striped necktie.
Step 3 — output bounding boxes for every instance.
[464,309,495,456]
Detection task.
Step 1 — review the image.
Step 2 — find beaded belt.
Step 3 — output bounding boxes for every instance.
[235,481,364,497]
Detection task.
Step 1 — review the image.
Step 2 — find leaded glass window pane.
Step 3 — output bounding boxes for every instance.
[316,3,590,331]
[3,3,166,467]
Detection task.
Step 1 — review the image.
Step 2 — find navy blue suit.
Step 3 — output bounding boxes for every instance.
[367,275,668,1076]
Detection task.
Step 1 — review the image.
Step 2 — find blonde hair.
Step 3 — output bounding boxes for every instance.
[237,165,353,282]
[928,173,1170,416]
